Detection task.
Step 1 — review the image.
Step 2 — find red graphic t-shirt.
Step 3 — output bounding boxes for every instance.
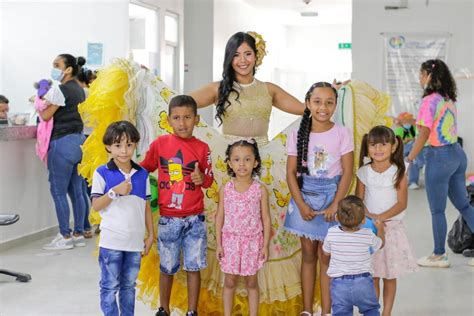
[141,134,213,217]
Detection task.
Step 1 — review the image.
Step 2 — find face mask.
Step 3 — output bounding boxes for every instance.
[51,68,64,82]
[403,124,411,129]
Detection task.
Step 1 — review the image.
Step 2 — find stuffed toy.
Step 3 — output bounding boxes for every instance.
[34,79,53,98]
[34,79,53,163]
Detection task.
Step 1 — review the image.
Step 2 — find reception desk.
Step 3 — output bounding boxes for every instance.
[0,125,56,246]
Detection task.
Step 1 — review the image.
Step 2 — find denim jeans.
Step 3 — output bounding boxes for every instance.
[424,143,474,254]
[330,273,380,316]
[82,179,91,231]
[99,247,141,316]
[158,214,207,274]
[404,141,425,185]
[47,133,86,236]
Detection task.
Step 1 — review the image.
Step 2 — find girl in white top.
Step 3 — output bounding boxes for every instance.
[356,125,417,316]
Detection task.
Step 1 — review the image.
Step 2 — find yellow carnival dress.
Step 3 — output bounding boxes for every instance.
[79,59,391,315]
[333,80,392,193]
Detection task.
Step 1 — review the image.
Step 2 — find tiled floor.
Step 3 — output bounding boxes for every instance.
[1,187,473,315]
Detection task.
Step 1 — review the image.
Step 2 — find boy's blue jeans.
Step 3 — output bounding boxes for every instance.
[424,143,474,255]
[99,247,141,316]
[47,133,86,236]
[330,273,380,316]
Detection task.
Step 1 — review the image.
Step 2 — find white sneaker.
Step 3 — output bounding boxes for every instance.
[468,259,474,267]
[417,253,450,268]
[408,183,420,190]
[43,233,74,250]
[72,234,86,247]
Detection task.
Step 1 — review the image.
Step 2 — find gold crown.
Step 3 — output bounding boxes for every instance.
[247,31,267,67]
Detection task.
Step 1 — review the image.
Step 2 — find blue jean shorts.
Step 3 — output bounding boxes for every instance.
[158,214,207,275]
[284,175,340,241]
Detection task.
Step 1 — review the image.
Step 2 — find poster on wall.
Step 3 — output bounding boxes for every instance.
[87,42,104,66]
[382,32,451,115]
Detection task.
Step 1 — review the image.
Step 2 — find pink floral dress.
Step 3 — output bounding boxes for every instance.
[220,180,264,276]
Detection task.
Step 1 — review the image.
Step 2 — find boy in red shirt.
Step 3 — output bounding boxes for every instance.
[141,95,213,316]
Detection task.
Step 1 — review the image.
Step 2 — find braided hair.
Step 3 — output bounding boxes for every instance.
[296,82,337,187]
[216,32,257,125]
[420,59,457,102]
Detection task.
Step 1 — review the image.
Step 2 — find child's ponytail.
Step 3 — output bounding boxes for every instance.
[296,107,312,188]
[392,135,406,189]
[359,133,370,167]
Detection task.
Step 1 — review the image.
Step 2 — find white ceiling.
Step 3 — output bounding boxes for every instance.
[242,0,352,26]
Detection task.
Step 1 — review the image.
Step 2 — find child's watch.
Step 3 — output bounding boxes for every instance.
[107,189,118,200]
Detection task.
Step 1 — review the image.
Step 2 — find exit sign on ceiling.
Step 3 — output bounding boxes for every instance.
[338,43,351,49]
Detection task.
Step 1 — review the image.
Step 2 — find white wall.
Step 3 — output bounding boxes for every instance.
[213,0,259,82]
[183,0,214,123]
[0,0,129,113]
[352,0,474,170]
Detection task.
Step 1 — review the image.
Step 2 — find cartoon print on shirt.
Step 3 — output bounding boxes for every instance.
[308,145,331,177]
[159,149,198,210]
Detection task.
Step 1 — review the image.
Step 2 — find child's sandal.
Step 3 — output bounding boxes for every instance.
[84,230,93,239]
[300,312,312,316]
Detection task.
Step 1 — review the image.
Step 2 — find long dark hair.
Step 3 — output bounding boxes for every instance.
[58,54,86,77]
[421,59,457,102]
[359,125,405,189]
[296,82,337,187]
[225,139,262,177]
[215,32,257,125]
[77,67,97,87]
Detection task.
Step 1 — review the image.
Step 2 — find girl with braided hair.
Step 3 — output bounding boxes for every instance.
[284,82,354,315]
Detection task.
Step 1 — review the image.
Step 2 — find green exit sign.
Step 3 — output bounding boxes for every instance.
[338,43,351,49]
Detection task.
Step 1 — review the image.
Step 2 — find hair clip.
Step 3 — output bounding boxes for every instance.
[231,137,256,145]
[432,63,436,69]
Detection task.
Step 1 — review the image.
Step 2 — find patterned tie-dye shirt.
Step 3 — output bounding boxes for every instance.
[416,92,457,146]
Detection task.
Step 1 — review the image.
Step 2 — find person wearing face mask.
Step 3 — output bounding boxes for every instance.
[394,112,424,189]
[40,54,88,250]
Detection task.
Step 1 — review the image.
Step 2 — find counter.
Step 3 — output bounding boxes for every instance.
[0,125,37,141]
[0,125,57,245]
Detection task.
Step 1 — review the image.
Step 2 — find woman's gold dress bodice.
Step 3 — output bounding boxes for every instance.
[221,79,272,144]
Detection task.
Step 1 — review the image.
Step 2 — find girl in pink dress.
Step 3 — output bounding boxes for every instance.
[215,139,271,316]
